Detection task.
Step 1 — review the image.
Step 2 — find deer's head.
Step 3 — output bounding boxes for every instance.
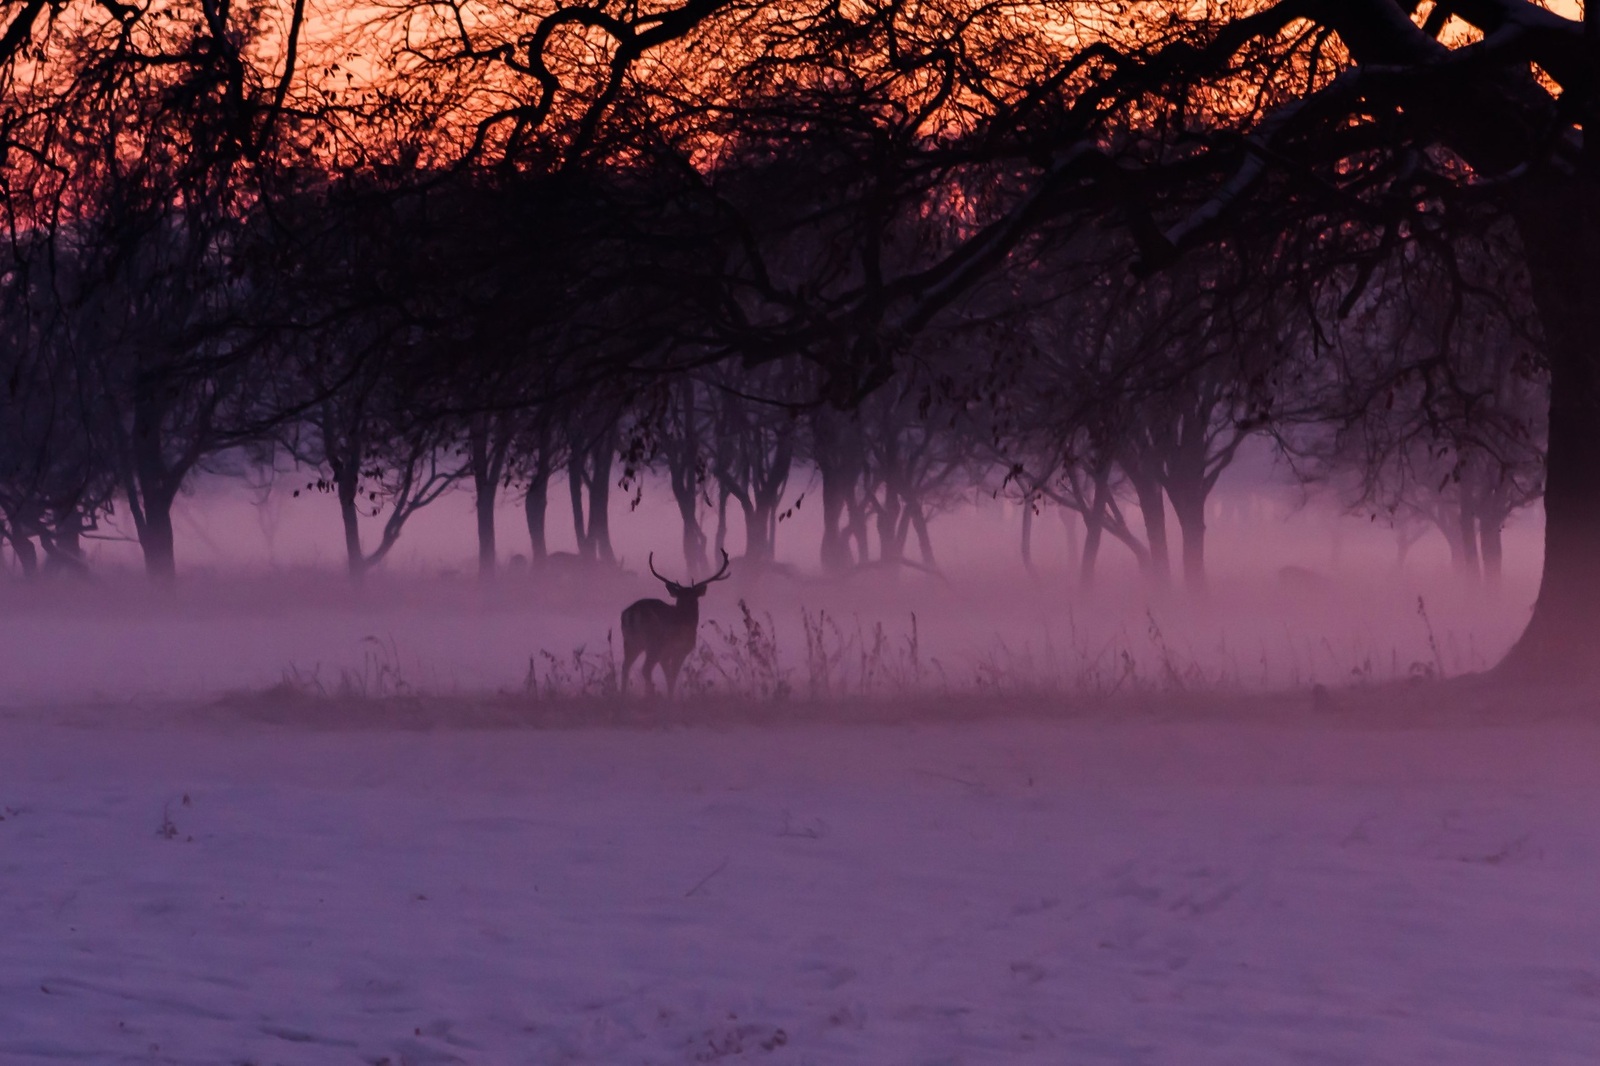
[650,549,732,603]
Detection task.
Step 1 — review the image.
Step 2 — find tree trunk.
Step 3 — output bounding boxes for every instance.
[894,504,914,562]
[1480,514,1504,591]
[1395,523,1423,571]
[1079,473,1113,589]
[910,506,935,567]
[714,486,730,561]
[1129,471,1170,586]
[750,434,792,568]
[127,396,182,583]
[845,495,869,564]
[813,410,861,574]
[1061,506,1081,575]
[1169,488,1208,595]
[1501,178,1600,677]
[475,485,498,579]
[1454,486,1482,584]
[1498,344,1600,677]
[469,417,509,580]
[524,474,549,563]
[1436,515,1469,575]
[586,438,615,565]
[140,501,177,582]
[131,448,180,583]
[568,459,589,561]
[523,434,553,565]
[335,460,366,582]
[739,495,769,562]
[673,470,708,579]
[8,530,37,576]
[1080,509,1103,589]
[671,384,709,578]
[875,490,903,566]
[820,479,850,573]
[42,525,88,574]
[1020,502,1035,575]
[819,454,859,573]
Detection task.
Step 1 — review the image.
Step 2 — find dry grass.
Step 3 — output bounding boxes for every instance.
[207,596,1515,731]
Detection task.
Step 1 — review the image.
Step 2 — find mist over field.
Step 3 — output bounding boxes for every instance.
[0,460,1543,708]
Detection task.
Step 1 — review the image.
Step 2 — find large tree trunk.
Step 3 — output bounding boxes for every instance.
[1394,522,1424,571]
[1127,469,1170,586]
[667,382,709,578]
[334,458,367,582]
[41,524,89,575]
[1061,507,1081,575]
[474,486,498,579]
[1079,471,1114,589]
[126,395,183,583]
[522,434,554,565]
[845,495,869,563]
[1080,508,1104,589]
[568,458,588,561]
[1437,518,1470,575]
[820,479,850,573]
[524,475,549,563]
[749,434,792,567]
[910,506,935,568]
[1168,487,1208,595]
[469,417,509,580]
[1480,514,1504,592]
[819,459,862,572]
[874,488,903,566]
[1456,504,1482,583]
[130,454,180,583]
[586,437,615,565]
[812,410,861,574]
[139,501,178,582]
[1500,179,1600,678]
[740,497,770,562]
[713,486,730,561]
[8,529,37,576]
[671,474,708,574]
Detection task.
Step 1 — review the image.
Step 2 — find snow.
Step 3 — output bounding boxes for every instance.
[2,697,1598,1064]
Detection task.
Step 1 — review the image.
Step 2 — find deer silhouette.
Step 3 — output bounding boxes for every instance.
[620,549,731,696]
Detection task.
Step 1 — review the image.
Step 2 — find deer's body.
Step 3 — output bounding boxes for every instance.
[621,597,701,695]
[621,550,730,696]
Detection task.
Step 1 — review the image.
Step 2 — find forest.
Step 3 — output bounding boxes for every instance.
[0,0,1583,673]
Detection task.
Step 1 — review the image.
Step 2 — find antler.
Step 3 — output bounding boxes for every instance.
[700,548,732,586]
[648,552,674,588]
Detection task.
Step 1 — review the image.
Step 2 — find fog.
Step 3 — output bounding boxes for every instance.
[0,452,1544,709]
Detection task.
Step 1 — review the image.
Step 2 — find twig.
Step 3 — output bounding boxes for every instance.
[685,856,730,898]
[913,767,985,790]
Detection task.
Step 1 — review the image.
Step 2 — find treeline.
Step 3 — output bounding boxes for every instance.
[0,183,1542,589]
[0,1,1553,604]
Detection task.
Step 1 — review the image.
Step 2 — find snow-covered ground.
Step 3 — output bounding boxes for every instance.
[2,693,1598,1065]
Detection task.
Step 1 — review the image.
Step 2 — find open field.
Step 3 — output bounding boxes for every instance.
[0,568,1582,1064]
[2,680,1599,1065]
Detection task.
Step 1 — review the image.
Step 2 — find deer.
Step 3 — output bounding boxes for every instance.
[620,549,732,696]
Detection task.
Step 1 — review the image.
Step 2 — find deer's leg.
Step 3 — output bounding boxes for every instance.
[641,656,658,695]
[664,656,684,698]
